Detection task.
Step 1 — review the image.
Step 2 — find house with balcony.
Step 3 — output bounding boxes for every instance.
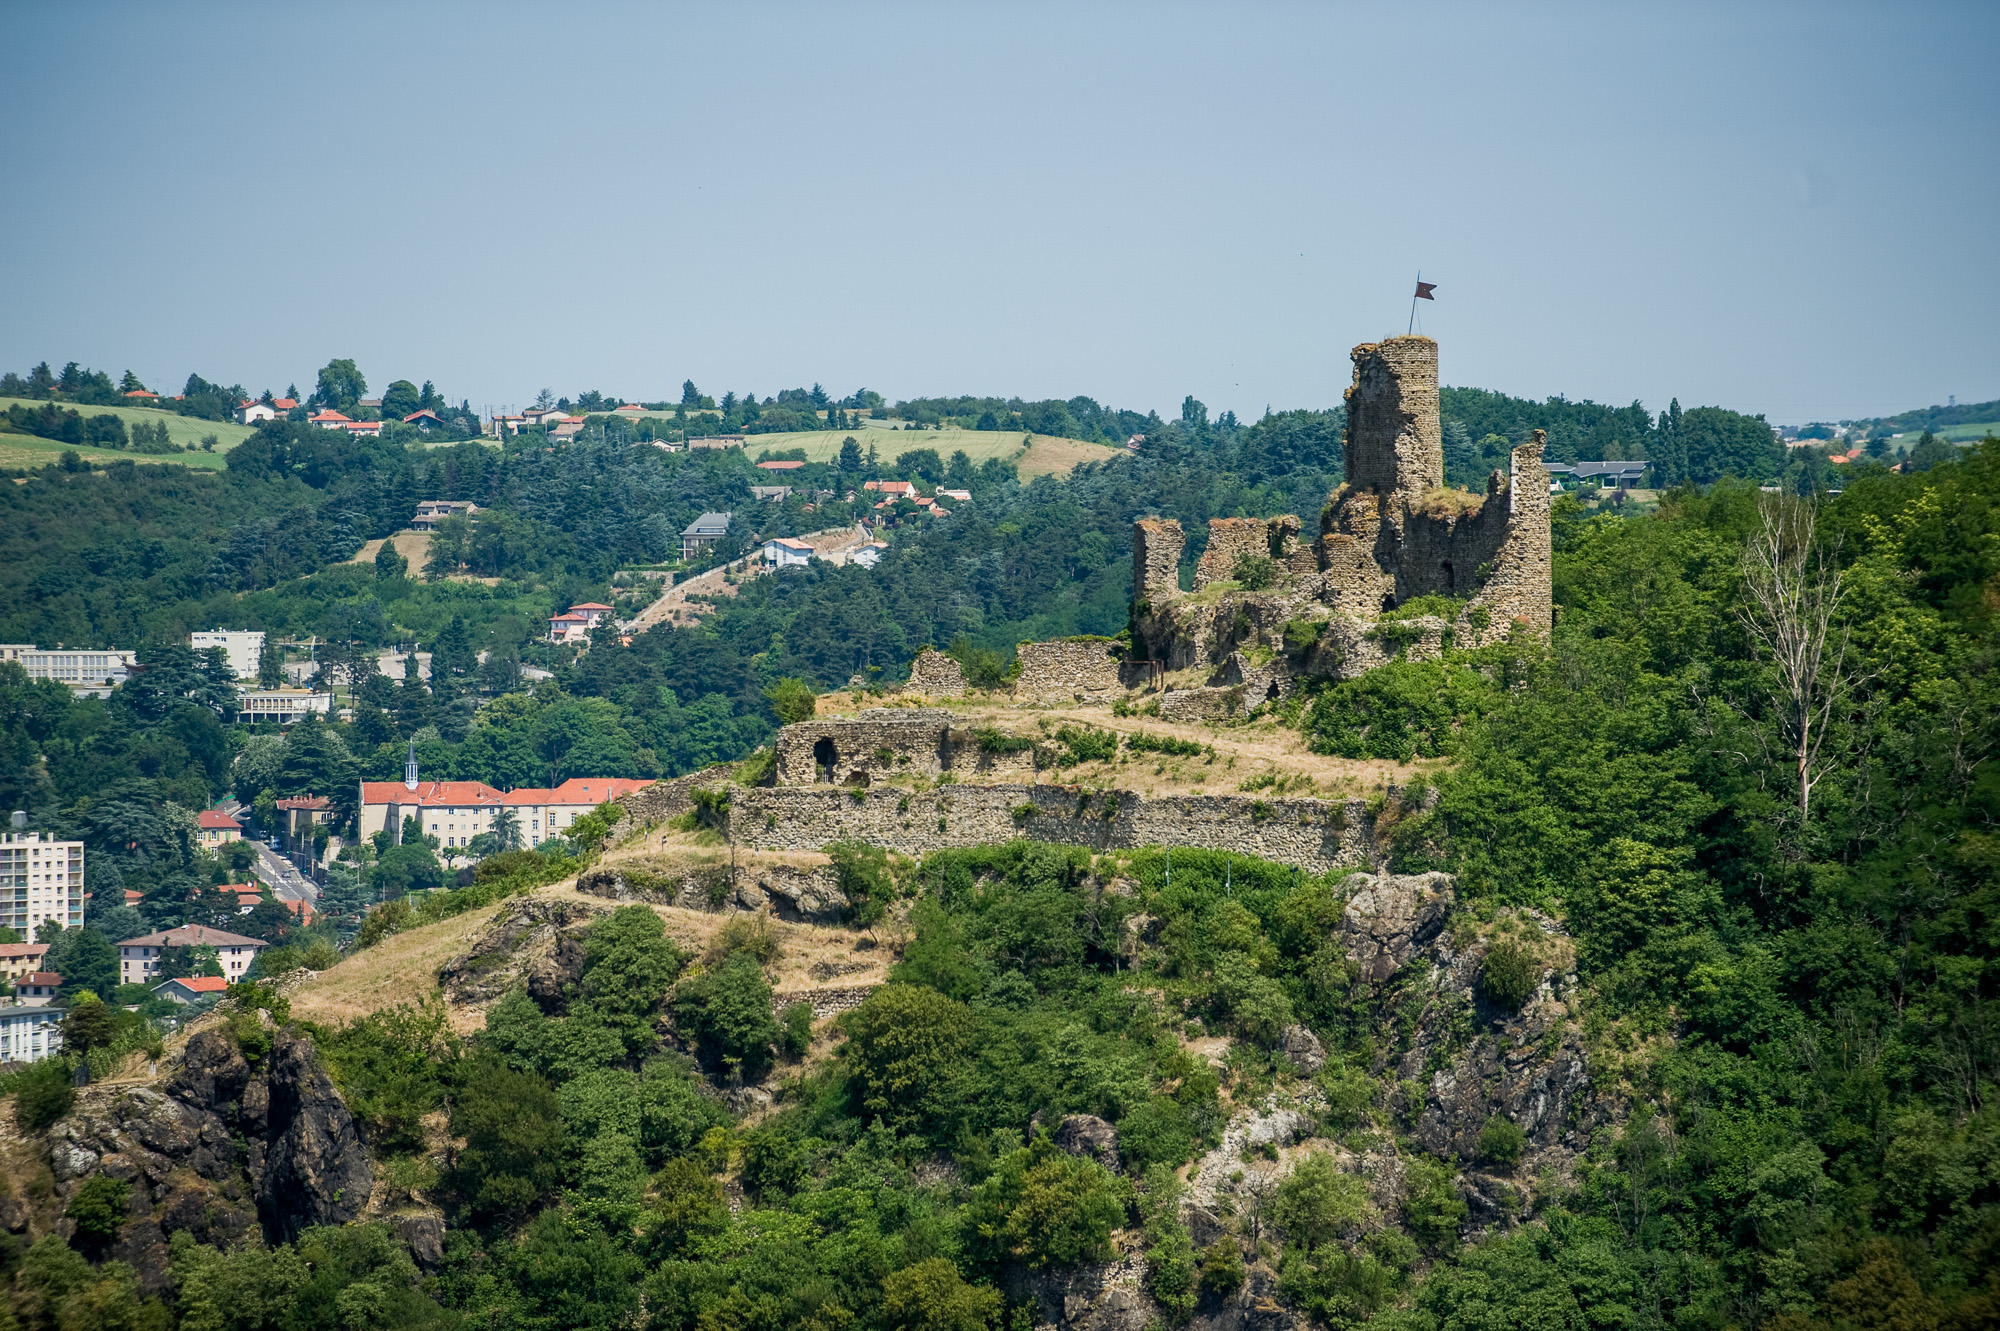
[118,925,269,986]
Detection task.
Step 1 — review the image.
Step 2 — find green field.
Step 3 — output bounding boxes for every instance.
[0,430,230,472]
[1888,420,2000,444]
[737,426,1123,478]
[0,396,258,453]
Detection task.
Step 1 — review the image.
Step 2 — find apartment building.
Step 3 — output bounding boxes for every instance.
[0,1006,63,1064]
[118,924,269,986]
[190,629,267,679]
[0,831,85,937]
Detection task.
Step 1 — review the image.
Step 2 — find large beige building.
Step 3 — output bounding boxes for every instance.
[0,831,85,937]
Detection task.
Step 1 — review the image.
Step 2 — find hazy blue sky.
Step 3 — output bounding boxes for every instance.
[5,2,1995,424]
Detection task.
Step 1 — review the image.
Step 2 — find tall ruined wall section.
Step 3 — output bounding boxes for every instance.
[906,648,968,696]
[772,712,1040,787]
[1013,640,1124,701]
[1462,433,1552,642]
[728,783,1384,876]
[1194,516,1301,590]
[1342,336,1442,494]
[1132,518,1185,605]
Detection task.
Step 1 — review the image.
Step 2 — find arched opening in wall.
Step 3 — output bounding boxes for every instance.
[845,770,871,788]
[812,738,836,783]
[1265,681,1281,702]
[1381,593,1398,612]
[1441,561,1455,591]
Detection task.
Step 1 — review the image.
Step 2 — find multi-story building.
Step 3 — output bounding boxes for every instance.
[0,943,50,984]
[357,744,653,849]
[0,645,138,697]
[196,810,243,847]
[117,924,270,986]
[13,971,62,1005]
[0,1005,63,1063]
[191,629,267,679]
[0,831,85,937]
[237,688,333,725]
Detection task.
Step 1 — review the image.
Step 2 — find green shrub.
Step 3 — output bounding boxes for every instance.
[1233,555,1278,589]
[778,1002,814,1059]
[12,1058,76,1131]
[672,952,779,1077]
[1301,660,1494,762]
[1050,724,1118,766]
[1202,1238,1246,1293]
[763,677,818,724]
[1477,1114,1527,1167]
[1480,942,1540,1011]
[840,984,976,1131]
[1125,731,1205,757]
[1282,617,1326,656]
[973,726,1033,754]
[65,1177,130,1245]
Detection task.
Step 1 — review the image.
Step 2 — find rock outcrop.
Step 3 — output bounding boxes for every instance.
[440,896,605,1008]
[43,1027,372,1290]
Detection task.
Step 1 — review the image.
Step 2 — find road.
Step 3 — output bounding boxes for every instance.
[247,837,319,907]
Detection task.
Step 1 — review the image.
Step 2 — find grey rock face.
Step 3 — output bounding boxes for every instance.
[45,1026,374,1268]
[258,1030,374,1243]
[442,897,604,1008]
[1053,1114,1122,1173]
[1279,1024,1325,1074]
[395,1212,448,1272]
[1337,871,1454,982]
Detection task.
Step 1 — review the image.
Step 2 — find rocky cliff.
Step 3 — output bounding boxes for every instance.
[35,1026,372,1292]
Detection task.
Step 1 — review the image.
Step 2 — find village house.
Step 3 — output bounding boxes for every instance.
[0,1006,62,1063]
[938,488,972,503]
[196,810,242,846]
[762,536,814,568]
[863,480,915,497]
[307,409,352,428]
[118,924,270,986]
[153,975,229,1005]
[686,435,747,450]
[521,406,567,428]
[340,420,385,439]
[412,500,479,531]
[13,972,61,1005]
[751,485,793,503]
[550,420,585,441]
[235,400,278,425]
[486,413,526,437]
[123,389,160,401]
[275,795,333,852]
[547,612,591,644]
[0,944,50,986]
[614,403,646,414]
[681,512,733,562]
[755,459,805,472]
[851,541,889,568]
[403,408,448,431]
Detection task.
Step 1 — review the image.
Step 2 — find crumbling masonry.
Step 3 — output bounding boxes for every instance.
[1132,337,1551,709]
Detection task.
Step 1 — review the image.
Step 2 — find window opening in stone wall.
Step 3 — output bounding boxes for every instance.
[1441,560,1454,590]
[1381,593,1398,612]
[812,738,836,783]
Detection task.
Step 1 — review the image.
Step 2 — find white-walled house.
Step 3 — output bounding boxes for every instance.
[762,537,814,568]
[118,925,270,986]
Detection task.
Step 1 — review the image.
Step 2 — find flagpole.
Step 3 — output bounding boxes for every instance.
[1409,271,1420,336]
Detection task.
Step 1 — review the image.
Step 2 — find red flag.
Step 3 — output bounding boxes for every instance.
[1415,281,1437,300]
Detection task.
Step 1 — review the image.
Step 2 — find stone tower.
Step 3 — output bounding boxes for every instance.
[1343,337,1442,495]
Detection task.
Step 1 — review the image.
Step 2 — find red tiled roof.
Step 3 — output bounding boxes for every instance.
[549,613,588,624]
[0,944,48,960]
[123,389,160,398]
[568,602,613,612]
[118,924,268,949]
[272,398,298,410]
[404,409,444,423]
[309,410,352,422]
[358,779,506,809]
[197,811,241,829]
[159,975,229,994]
[547,777,654,805]
[615,403,645,412]
[275,795,331,810]
[23,972,60,986]
[756,460,805,470]
[123,889,142,904]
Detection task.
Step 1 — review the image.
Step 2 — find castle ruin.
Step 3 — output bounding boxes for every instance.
[1132,337,1551,709]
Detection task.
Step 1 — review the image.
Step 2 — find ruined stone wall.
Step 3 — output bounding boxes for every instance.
[1013,640,1125,702]
[906,648,968,696]
[1342,336,1442,494]
[620,765,737,825]
[1193,516,1298,590]
[1461,432,1553,643]
[730,783,1382,875]
[1132,518,1185,605]
[773,711,955,786]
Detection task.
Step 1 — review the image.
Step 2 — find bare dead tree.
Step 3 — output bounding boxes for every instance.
[1738,495,1869,828]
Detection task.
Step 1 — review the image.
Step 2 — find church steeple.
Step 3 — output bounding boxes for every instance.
[404,739,419,791]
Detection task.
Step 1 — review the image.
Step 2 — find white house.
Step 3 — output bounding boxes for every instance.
[762,537,814,568]
[191,629,266,679]
[235,401,278,425]
[118,924,270,986]
[413,500,479,531]
[850,541,889,568]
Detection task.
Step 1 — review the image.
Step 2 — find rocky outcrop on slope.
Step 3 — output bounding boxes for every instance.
[42,1027,372,1291]
[576,859,846,925]
[439,896,605,1009]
